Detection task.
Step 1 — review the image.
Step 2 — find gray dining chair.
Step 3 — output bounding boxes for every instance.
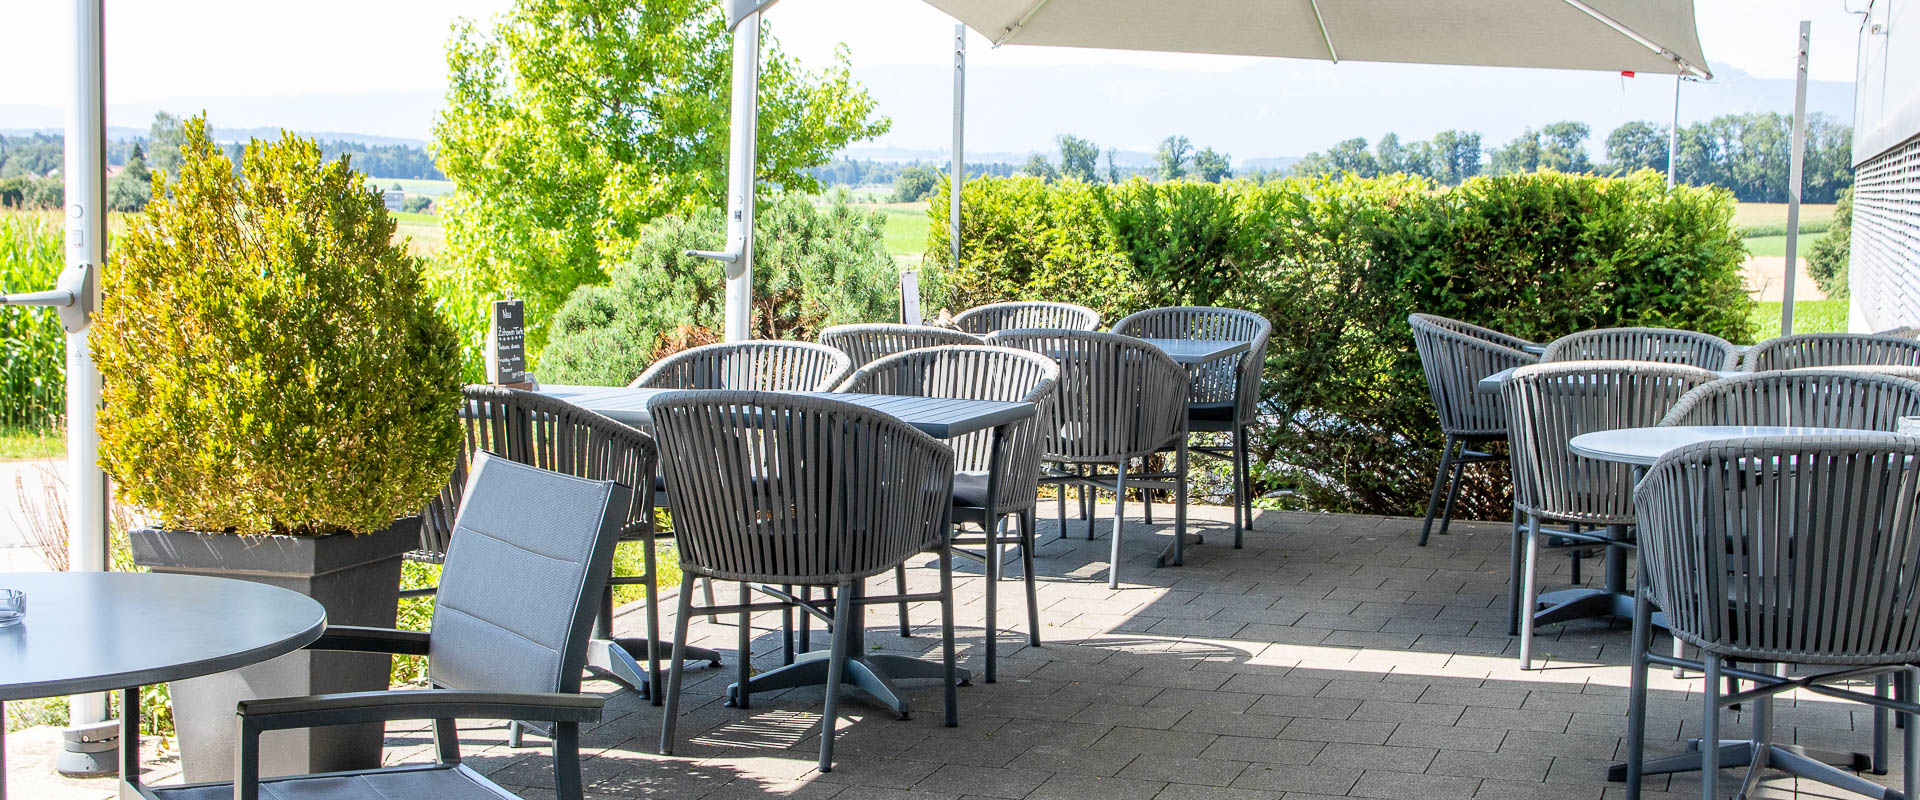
[1407,313,1540,546]
[416,386,714,717]
[135,453,628,800]
[650,391,960,773]
[837,345,1058,671]
[630,340,853,391]
[1624,435,1920,800]
[1541,327,1739,370]
[820,323,983,367]
[1112,306,1272,548]
[1659,369,1920,430]
[988,329,1189,589]
[1743,332,1920,372]
[1502,361,1717,669]
[952,300,1100,334]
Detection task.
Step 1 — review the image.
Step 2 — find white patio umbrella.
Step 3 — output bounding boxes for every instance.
[708,0,1714,339]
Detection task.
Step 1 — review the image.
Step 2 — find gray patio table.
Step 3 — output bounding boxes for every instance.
[1565,426,1889,786]
[0,571,326,800]
[539,384,1038,702]
[1132,337,1253,568]
[1475,365,1742,395]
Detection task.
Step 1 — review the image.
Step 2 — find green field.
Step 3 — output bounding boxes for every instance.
[872,202,931,259]
[1742,230,1829,258]
[1733,201,1837,232]
[0,425,62,461]
[1749,298,1848,339]
[364,178,456,197]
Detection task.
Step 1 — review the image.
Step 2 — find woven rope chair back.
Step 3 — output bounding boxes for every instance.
[1660,369,1920,430]
[1744,332,1920,372]
[1408,313,1539,438]
[1636,434,1920,665]
[838,345,1059,515]
[421,385,656,564]
[1503,361,1717,524]
[819,323,983,367]
[1112,306,1272,419]
[630,340,853,392]
[1541,327,1738,370]
[987,329,1188,463]
[647,391,955,585]
[428,453,629,694]
[952,301,1101,335]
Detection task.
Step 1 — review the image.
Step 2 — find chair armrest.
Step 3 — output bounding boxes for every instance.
[236,689,603,732]
[306,626,431,656]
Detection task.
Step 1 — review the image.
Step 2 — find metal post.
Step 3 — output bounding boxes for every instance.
[1667,74,1680,187]
[720,13,761,342]
[1781,20,1810,337]
[949,25,965,273]
[61,0,116,775]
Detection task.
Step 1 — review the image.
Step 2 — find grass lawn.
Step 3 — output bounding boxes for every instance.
[0,425,62,461]
[857,200,932,259]
[1742,230,1829,258]
[1749,298,1848,339]
[365,178,456,197]
[1734,201,1837,232]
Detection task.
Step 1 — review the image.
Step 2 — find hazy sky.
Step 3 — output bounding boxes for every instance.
[0,0,1871,154]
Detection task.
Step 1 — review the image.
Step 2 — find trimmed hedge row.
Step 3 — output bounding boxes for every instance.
[925,171,1753,519]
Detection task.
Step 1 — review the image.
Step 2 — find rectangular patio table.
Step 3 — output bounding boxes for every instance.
[1475,366,1741,395]
[1132,338,1253,568]
[538,384,1038,693]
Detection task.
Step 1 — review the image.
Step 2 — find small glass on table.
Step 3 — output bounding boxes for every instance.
[0,588,23,627]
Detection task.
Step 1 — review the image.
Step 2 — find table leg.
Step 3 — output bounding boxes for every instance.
[983,424,1005,684]
[2,700,7,800]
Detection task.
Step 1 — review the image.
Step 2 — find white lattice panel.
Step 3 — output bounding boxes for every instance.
[1851,133,1920,331]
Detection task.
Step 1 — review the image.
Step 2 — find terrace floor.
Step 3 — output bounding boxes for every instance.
[24,504,1908,799]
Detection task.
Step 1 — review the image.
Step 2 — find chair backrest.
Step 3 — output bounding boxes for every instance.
[952,301,1101,335]
[629,340,853,392]
[1112,306,1272,419]
[421,386,657,563]
[1660,369,1920,430]
[1541,327,1738,370]
[1744,332,1920,372]
[987,329,1188,463]
[1408,313,1539,438]
[428,452,630,694]
[819,323,983,368]
[648,391,955,585]
[1503,361,1718,524]
[838,345,1058,515]
[1636,434,1920,665]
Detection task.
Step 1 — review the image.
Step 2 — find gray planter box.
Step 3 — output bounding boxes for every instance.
[129,517,420,782]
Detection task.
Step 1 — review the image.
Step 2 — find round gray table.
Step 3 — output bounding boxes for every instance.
[0,571,326,798]
[1567,425,1870,466]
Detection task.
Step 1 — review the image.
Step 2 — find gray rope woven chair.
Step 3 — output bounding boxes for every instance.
[650,391,960,773]
[820,323,983,367]
[1743,332,1920,372]
[1624,435,1920,800]
[1112,306,1272,548]
[630,340,853,391]
[417,386,717,718]
[134,454,628,800]
[987,329,1190,589]
[1659,369,1920,430]
[837,345,1058,681]
[1407,313,1540,546]
[1540,327,1739,370]
[1502,361,1717,669]
[952,300,1100,334]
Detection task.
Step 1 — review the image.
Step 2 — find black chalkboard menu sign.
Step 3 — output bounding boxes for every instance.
[487,298,528,385]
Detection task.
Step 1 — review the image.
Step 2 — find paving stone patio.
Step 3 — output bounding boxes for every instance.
[20,504,1908,798]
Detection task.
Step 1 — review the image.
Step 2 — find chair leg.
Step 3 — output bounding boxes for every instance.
[702,577,720,623]
[781,584,796,666]
[939,536,960,727]
[895,565,911,637]
[1418,434,1458,546]
[1081,473,1094,540]
[1903,667,1918,800]
[1142,457,1154,524]
[985,515,1000,684]
[1624,571,1654,799]
[643,538,662,705]
[1518,515,1543,670]
[1436,445,1467,537]
[552,721,583,800]
[1506,506,1523,636]
[1701,654,1722,800]
[1055,473,1068,540]
[660,574,696,756]
[1021,509,1041,648]
[818,581,854,773]
[734,582,752,710]
[1108,464,1127,590]
[1875,674,1890,774]
[1233,424,1248,549]
[798,586,812,655]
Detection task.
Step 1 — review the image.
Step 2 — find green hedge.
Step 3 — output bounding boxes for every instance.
[927,170,1752,518]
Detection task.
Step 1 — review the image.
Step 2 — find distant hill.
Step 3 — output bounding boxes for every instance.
[0,125,426,149]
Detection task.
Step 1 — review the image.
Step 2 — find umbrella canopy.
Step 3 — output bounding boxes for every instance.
[921,0,1711,77]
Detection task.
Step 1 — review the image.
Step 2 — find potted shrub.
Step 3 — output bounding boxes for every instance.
[93,118,463,781]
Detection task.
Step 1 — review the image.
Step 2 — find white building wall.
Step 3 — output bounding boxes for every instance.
[1850,0,1920,331]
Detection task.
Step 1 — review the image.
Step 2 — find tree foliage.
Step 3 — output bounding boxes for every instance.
[1057,134,1100,182]
[1156,135,1193,181]
[433,0,890,346]
[1193,147,1233,182]
[892,165,941,202]
[93,118,463,536]
[1807,187,1852,298]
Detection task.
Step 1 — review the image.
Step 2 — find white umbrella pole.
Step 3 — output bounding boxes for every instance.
[1667,74,1680,187]
[1781,20,1810,336]
[950,24,965,274]
[720,12,761,342]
